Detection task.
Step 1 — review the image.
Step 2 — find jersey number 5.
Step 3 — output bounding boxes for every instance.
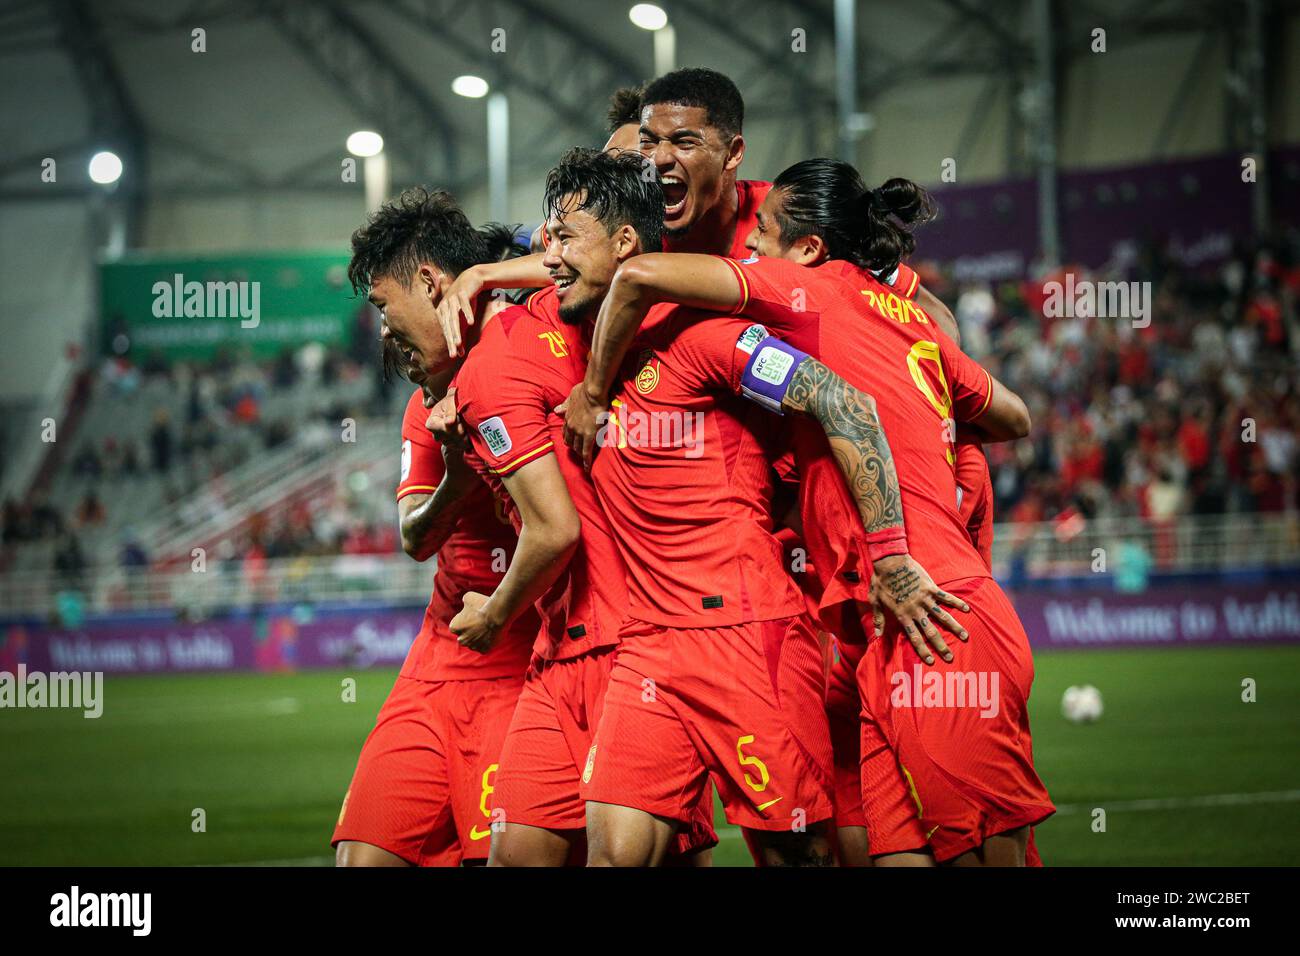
[736,735,771,792]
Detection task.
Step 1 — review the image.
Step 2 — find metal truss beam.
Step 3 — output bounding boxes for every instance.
[266,0,459,185]
[668,0,837,107]
[387,0,607,139]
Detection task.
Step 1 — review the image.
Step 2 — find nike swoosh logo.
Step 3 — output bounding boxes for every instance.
[926,824,941,840]
[757,797,783,812]
[469,826,493,841]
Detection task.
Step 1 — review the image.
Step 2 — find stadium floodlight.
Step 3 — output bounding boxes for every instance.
[452,75,489,99]
[629,5,674,75]
[346,131,384,158]
[629,3,668,31]
[452,75,508,218]
[88,150,123,185]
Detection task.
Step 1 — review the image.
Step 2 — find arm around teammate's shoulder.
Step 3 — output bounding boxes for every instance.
[450,454,581,653]
[973,375,1031,442]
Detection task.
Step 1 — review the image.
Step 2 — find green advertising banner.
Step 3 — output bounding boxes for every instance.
[101,251,363,361]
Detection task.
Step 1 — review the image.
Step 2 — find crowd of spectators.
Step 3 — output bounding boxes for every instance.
[935,234,1299,529]
[1,331,399,573]
[5,234,1298,579]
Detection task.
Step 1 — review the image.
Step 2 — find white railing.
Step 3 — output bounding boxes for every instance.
[122,424,392,564]
[0,552,434,618]
[1,513,1297,618]
[987,512,1300,579]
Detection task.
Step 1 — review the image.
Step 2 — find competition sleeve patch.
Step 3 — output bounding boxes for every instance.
[739,336,811,415]
[734,323,770,356]
[478,416,512,456]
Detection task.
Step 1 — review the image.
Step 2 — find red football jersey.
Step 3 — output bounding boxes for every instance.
[589,307,806,628]
[395,388,535,680]
[717,255,996,590]
[876,261,921,299]
[454,289,627,662]
[955,439,994,569]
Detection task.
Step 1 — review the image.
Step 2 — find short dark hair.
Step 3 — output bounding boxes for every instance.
[543,147,664,254]
[771,159,935,275]
[380,335,410,384]
[606,85,645,135]
[641,67,744,140]
[477,221,529,262]
[348,186,487,294]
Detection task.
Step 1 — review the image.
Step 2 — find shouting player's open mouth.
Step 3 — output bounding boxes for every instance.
[662,175,688,221]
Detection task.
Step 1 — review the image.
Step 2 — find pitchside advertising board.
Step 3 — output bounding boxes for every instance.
[3,583,1300,676]
[99,251,358,361]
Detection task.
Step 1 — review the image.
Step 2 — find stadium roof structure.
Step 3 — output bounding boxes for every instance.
[2,0,1292,215]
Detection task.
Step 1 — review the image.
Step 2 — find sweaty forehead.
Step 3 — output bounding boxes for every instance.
[640,102,712,136]
[548,200,602,234]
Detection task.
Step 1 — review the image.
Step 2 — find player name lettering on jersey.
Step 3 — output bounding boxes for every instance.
[861,286,932,325]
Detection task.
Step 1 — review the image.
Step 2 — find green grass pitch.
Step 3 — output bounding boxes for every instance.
[2,645,1297,866]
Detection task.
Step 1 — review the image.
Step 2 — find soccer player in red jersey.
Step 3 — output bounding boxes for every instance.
[435,69,926,356]
[637,67,936,307]
[635,67,767,259]
[450,291,626,867]
[332,191,539,867]
[511,152,960,867]
[523,86,649,255]
[443,151,716,867]
[568,158,1054,866]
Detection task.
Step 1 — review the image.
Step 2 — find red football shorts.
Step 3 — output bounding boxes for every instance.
[332,673,523,865]
[583,615,834,832]
[490,647,717,856]
[856,576,1055,862]
[825,635,867,830]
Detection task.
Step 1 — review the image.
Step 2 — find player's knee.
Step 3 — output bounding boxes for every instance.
[980,825,1030,867]
[487,823,571,867]
[587,826,655,866]
[586,808,659,866]
[750,823,836,867]
[836,826,874,867]
[588,840,652,867]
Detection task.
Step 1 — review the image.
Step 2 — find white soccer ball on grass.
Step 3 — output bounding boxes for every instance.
[1061,684,1104,723]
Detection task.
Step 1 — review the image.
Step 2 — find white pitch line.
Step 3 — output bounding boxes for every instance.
[1053,788,1300,815]
[88,697,303,725]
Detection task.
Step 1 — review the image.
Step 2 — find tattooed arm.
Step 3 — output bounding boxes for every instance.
[781,356,971,664]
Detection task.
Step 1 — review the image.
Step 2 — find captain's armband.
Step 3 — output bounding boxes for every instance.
[738,335,812,415]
